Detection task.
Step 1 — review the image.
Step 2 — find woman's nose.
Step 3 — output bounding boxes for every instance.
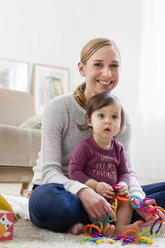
[102,67,112,77]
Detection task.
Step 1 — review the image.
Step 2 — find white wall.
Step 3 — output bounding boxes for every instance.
[0,0,142,112]
[0,0,146,179]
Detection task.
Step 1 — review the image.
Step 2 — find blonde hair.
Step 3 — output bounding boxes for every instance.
[80,37,121,64]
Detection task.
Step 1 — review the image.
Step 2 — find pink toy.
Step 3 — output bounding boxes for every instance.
[0,210,14,241]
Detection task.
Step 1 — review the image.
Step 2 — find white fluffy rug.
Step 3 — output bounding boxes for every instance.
[0,219,165,248]
[1,193,165,248]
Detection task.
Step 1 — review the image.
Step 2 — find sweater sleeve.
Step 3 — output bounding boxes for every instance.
[115,109,145,199]
[41,96,88,195]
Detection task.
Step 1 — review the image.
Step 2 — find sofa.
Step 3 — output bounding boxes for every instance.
[0,88,41,194]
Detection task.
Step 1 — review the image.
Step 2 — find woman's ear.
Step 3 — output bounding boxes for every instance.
[78,62,86,77]
[86,116,92,127]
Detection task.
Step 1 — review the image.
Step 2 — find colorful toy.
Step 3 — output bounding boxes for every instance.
[82,190,165,245]
[0,210,14,241]
[0,194,18,221]
[22,190,31,199]
[1,244,26,248]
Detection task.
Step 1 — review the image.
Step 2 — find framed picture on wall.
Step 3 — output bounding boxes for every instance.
[0,58,30,92]
[32,63,70,114]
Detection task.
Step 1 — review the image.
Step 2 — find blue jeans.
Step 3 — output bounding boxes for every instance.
[29,182,165,232]
[29,183,89,232]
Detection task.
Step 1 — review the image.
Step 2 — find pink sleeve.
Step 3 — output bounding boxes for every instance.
[68,141,90,184]
[117,146,130,185]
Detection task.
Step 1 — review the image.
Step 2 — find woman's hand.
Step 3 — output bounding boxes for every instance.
[155,208,165,220]
[77,187,117,221]
[132,198,156,227]
[95,182,115,199]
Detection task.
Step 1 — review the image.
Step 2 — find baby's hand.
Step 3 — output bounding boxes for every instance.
[95,182,115,199]
[116,182,129,197]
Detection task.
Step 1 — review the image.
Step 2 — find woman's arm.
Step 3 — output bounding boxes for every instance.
[40,96,88,195]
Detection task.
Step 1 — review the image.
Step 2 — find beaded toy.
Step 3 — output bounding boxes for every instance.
[82,193,165,245]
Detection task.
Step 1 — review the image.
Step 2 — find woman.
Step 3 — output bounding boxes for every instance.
[29,37,165,234]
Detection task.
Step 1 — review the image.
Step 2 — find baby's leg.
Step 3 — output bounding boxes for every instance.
[114,201,143,236]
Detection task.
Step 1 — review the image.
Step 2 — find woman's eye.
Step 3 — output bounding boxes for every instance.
[110,64,119,68]
[94,63,102,67]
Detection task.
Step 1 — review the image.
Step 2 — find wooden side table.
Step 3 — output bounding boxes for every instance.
[0,164,33,195]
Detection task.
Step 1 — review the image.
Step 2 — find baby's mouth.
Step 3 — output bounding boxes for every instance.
[104,128,111,132]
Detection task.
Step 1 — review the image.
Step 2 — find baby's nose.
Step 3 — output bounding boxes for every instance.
[105,120,111,124]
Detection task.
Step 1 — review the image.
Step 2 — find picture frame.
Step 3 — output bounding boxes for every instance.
[32,63,70,113]
[0,58,30,92]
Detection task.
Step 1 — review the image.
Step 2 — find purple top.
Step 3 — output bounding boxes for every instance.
[69,135,130,186]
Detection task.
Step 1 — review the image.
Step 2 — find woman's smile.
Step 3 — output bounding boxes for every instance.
[96,80,114,85]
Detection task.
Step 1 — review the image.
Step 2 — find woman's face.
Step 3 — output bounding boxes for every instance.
[79,45,120,101]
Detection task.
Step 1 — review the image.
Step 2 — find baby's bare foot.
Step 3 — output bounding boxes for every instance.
[115,220,143,236]
[67,223,84,235]
[129,220,143,233]
[102,223,115,237]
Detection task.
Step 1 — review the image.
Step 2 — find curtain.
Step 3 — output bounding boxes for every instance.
[133,0,165,182]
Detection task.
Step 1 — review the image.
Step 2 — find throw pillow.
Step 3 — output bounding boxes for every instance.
[19,115,41,129]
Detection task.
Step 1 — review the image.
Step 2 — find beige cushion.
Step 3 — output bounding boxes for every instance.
[0,124,41,166]
[0,88,35,126]
[19,115,41,129]
[0,89,41,191]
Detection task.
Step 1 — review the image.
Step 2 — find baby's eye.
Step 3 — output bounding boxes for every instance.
[112,115,118,119]
[98,114,104,118]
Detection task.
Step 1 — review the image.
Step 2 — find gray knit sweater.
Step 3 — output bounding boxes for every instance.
[32,92,145,198]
